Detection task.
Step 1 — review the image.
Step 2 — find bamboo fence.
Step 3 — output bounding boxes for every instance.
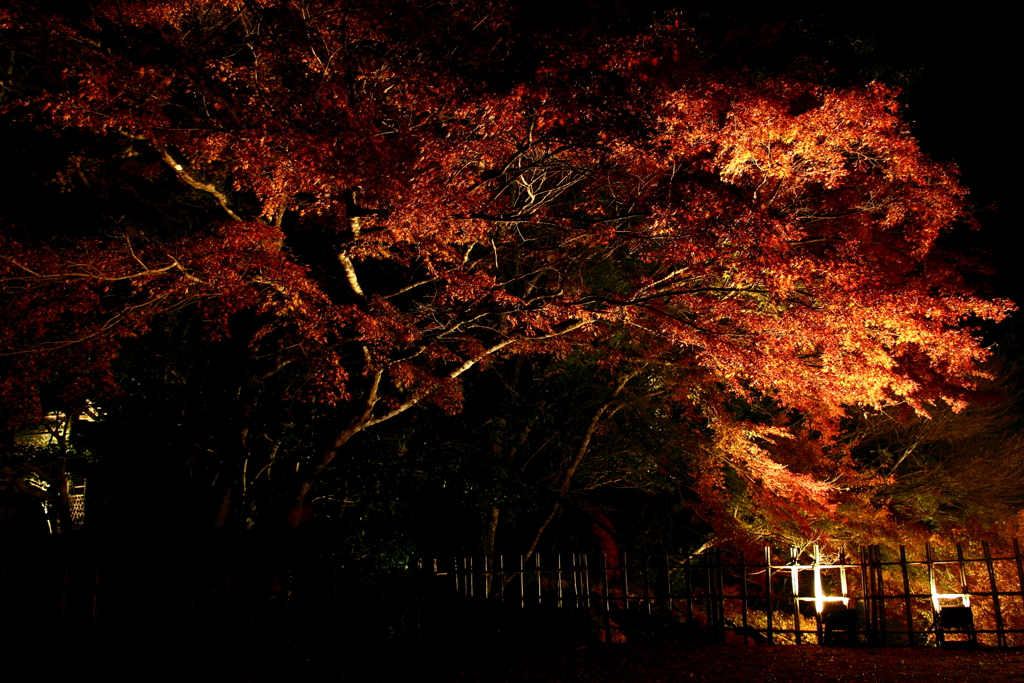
[400,540,1024,646]
[7,541,1024,646]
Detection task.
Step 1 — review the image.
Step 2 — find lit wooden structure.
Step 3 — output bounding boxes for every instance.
[926,542,977,647]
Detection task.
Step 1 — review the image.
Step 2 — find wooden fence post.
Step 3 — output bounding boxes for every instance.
[871,546,888,645]
[557,554,564,608]
[858,546,870,642]
[716,549,726,641]
[899,545,914,645]
[813,545,822,646]
[685,552,694,625]
[955,543,969,595]
[707,550,716,640]
[573,554,580,609]
[740,550,749,645]
[925,542,939,645]
[519,554,525,609]
[623,551,631,611]
[1014,539,1024,602]
[1013,540,1024,639]
[602,552,611,643]
[665,553,673,617]
[281,546,1024,645]
[535,553,542,606]
[583,554,592,608]
[982,541,1005,647]
[790,547,802,645]
[644,554,652,616]
[764,546,774,645]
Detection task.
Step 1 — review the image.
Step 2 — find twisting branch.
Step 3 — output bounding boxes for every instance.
[337,253,366,299]
[522,367,643,564]
[364,337,519,428]
[336,187,387,300]
[299,319,596,504]
[298,353,384,504]
[1,254,203,284]
[0,292,184,356]
[382,278,434,299]
[151,139,243,222]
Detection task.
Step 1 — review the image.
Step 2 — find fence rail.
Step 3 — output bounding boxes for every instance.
[388,540,1024,646]
[4,540,1024,646]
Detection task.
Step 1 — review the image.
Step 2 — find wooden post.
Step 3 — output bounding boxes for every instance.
[577,553,584,609]
[572,553,579,608]
[740,550,749,645]
[926,542,939,645]
[716,550,726,641]
[665,553,673,616]
[839,549,848,603]
[685,551,694,625]
[813,545,823,645]
[602,552,612,643]
[602,553,611,612]
[534,553,541,606]
[643,554,652,616]
[955,543,969,595]
[790,547,802,645]
[840,548,853,645]
[623,551,631,611]
[873,546,888,645]
[899,545,914,645]
[519,554,525,609]
[982,541,1005,647]
[765,546,774,645]
[709,550,719,637]
[557,554,564,608]
[583,554,591,608]
[858,546,871,642]
[1013,540,1024,607]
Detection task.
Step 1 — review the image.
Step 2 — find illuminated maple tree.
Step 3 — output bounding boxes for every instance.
[0,1,1010,537]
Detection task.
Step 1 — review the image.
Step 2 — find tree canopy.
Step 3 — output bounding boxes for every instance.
[0,0,1013,555]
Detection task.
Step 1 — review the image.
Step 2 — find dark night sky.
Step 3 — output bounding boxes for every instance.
[555,2,1017,303]
[677,1,1018,332]
[887,6,1016,300]
[879,6,1020,362]
[774,4,1015,302]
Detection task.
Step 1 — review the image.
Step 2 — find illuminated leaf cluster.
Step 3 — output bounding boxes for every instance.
[0,1,1010,534]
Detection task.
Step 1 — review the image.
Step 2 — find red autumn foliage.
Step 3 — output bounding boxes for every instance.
[0,1,1011,531]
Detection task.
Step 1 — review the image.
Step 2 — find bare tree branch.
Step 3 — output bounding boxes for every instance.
[151,139,243,222]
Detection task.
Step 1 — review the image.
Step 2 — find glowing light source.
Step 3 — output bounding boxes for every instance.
[811,545,850,615]
[926,542,972,614]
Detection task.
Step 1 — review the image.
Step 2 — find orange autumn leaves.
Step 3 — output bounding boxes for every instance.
[0,0,1011,537]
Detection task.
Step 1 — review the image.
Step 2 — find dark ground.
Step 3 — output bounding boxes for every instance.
[270,643,1024,683]
[22,630,1024,682]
